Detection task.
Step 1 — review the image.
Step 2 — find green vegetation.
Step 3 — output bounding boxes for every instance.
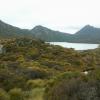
[0,38,100,100]
[45,72,100,100]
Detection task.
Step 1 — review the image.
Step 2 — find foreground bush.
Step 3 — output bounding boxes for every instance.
[27,79,46,89]
[9,88,24,100]
[45,72,100,100]
[0,88,10,100]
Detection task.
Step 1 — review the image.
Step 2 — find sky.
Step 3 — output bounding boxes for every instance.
[0,0,100,33]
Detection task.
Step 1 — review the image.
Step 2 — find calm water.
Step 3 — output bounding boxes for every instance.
[48,42,99,50]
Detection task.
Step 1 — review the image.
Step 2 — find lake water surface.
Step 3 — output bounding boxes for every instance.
[48,42,99,50]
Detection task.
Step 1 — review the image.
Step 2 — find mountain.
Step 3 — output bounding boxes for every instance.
[31,25,71,42]
[0,20,33,38]
[0,20,100,43]
[30,25,100,43]
[0,20,71,41]
[72,25,100,43]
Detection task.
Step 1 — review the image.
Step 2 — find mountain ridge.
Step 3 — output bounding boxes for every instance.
[0,20,33,38]
[72,25,100,43]
[0,20,100,43]
[31,25,71,42]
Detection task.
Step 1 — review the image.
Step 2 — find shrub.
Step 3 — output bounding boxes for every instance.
[45,73,100,100]
[9,88,24,100]
[26,79,46,89]
[0,88,10,100]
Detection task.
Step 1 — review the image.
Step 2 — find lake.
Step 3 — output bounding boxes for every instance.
[48,42,99,50]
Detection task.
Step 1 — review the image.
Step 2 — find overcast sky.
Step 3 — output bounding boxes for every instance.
[0,0,100,33]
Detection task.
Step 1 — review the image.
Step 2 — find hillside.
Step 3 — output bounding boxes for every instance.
[0,38,100,100]
[0,20,33,38]
[71,25,100,43]
[31,25,71,42]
